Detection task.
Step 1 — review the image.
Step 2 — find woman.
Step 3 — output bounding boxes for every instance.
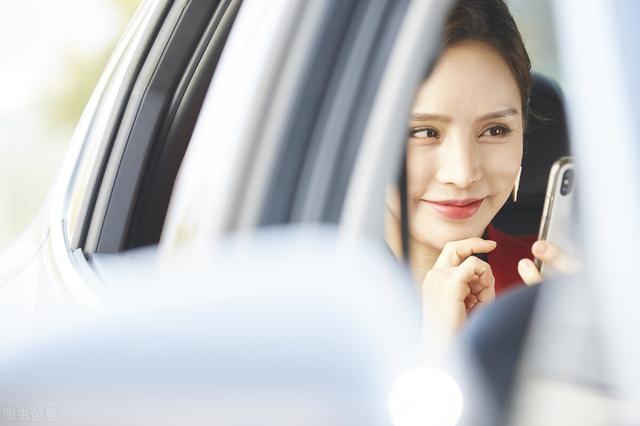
[386,0,578,348]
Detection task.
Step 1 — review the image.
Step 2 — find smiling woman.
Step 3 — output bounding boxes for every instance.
[385,0,576,350]
[407,41,524,248]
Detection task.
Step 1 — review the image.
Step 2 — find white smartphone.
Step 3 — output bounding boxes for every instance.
[535,157,577,277]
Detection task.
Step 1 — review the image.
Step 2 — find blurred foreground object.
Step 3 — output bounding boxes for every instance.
[0,227,420,425]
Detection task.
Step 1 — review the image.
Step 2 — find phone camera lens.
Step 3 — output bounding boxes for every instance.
[560,169,574,196]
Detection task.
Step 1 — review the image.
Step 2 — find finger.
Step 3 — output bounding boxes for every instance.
[454,256,494,290]
[518,258,543,286]
[465,294,478,304]
[434,238,497,268]
[532,240,579,274]
[464,294,478,311]
[469,278,485,294]
[475,284,495,304]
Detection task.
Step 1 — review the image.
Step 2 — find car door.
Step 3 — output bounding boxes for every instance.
[0,0,242,321]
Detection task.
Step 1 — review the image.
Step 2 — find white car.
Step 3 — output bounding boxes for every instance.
[1,0,639,424]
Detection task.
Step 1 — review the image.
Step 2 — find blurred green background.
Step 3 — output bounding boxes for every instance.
[0,0,139,254]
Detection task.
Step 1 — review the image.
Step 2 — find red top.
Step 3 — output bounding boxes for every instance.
[485,224,537,295]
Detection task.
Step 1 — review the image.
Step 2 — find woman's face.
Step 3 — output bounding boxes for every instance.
[407,41,523,250]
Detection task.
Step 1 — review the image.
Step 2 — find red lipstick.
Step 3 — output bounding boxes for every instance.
[423,198,485,220]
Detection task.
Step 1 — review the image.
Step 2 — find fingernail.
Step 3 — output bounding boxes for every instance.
[533,241,548,256]
[519,259,532,271]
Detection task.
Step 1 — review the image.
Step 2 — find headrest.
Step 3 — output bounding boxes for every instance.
[492,72,570,235]
[521,73,570,204]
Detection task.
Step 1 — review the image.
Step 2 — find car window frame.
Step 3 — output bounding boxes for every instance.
[81,0,235,255]
[67,0,171,251]
[123,0,242,250]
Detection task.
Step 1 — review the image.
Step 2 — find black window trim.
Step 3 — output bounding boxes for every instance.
[124,0,242,250]
[83,0,235,254]
[70,0,173,251]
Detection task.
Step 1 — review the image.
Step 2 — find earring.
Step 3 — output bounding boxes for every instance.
[512,166,522,202]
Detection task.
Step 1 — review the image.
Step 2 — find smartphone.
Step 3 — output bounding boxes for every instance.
[535,157,576,276]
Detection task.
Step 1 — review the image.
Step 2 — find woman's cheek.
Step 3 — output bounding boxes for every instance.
[407,148,437,202]
[481,140,522,192]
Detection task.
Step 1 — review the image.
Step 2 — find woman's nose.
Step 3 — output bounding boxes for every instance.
[435,137,481,188]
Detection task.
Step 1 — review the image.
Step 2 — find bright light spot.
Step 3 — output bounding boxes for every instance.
[388,367,463,426]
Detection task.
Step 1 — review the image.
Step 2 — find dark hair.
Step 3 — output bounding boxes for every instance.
[443,0,532,122]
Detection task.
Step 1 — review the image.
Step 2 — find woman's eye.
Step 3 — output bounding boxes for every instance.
[481,125,512,138]
[410,127,440,139]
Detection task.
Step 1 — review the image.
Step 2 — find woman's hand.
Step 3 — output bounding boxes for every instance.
[518,240,580,285]
[421,238,497,350]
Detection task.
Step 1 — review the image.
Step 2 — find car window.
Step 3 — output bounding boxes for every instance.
[72,0,240,255]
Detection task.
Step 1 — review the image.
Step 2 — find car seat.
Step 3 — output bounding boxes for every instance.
[491,72,571,236]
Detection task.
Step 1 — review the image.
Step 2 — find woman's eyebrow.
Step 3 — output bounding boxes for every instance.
[476,108,519,121]
[411,113,450,123]
[411,108,520,124]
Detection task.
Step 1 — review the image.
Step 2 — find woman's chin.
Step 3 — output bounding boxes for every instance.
[412,219,489,249]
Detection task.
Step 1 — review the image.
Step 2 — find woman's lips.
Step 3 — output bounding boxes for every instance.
[423,198,485,220]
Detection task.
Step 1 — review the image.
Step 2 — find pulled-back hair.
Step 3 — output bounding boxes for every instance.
[444,0,532,121]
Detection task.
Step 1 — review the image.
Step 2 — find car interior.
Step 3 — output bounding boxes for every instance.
[492,72,571,236]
